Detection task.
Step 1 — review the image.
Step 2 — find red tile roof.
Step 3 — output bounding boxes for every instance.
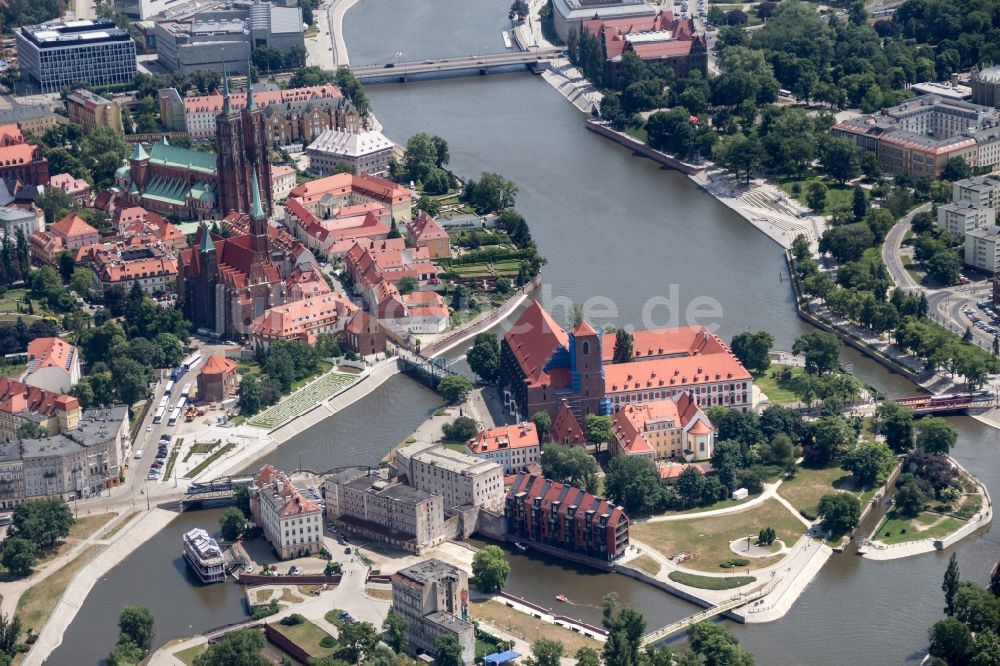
[551,400,586,445]
[201,354,236,376]
[49,213,98,240]
[467,422,539,455]
[503,300,570,389]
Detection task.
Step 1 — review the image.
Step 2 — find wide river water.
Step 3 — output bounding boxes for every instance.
[48,6,1000,664]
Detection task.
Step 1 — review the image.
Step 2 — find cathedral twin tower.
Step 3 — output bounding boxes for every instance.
[216,71,273,229]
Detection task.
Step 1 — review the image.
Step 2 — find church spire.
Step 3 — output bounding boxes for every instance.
[246,54,255,110]
[222,57,231,115]
[250,166,265,219]
[199,222,215,253]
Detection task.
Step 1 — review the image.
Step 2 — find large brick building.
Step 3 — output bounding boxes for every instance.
[583,11,707,82]
[499,301,753,432]
[505,473,630,563]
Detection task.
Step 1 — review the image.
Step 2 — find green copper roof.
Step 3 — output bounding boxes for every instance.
[190,181,216,202]
[130,143,149,161]
[250,166,265,219]
[128,181,138,195]
[141,175,189,206]
[148,142,217,175]
[199,222,215,252]
[115,164,131,179]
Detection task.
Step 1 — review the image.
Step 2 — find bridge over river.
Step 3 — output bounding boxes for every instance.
[894,390,997,415]
[350,48,563,84]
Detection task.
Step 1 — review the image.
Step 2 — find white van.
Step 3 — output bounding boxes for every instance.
[134,450,144,459]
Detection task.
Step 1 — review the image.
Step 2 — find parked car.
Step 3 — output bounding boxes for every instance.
[134,450,143,459]
[344,547,352,554]
[244,565,255,574]
[289,566,302,575]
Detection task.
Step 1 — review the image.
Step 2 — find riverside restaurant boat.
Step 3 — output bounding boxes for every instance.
[182,527,226,584]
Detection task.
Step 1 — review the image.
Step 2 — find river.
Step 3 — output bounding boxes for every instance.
[49,12,1000,665]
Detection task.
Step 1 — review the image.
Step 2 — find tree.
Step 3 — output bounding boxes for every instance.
[338,621,381,663]
[238,374,262,416]
[532,411,552,442]
[540,444,599,492]
[437,375,473,404]
[0,612,21,660]
[604,456,661,515]
[973,630,1000,666]
[817,492,861,535]
[945,553,961,616]
[875,401,914,453]
[917,417,958,455]
[1,537,36,577]
[841,441,894,486]
[820,136,862,184]
[118,606,154,652]
[575,647,601,666]
[792,331,842,375]
[16,422,46,440]
[34,187,76,225]
[442,416,478,442]
[613,329,634,364]
[193,628,268,666]
[758,526,776,546]
[468,332,500,383]
[434,635,464,666]
[382,611,409,652]
[730,331,774,374]
[585,414,613,446]
[929,617,973,666]
[472,545,510,592]
[942,157,972,182]
[526,639,564,666]
[687,622,754,666]
[712,134,765,184]
[463,173,518,214]
[894,477,926,518]
[926,250,962,286]
[219,507,246,542]
[11,498,74,548]
[809,416,854,466]
[806,182,828,212]
[233,483,251,518]
[852,186,868,220]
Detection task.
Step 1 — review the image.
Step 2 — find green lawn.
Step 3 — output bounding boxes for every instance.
[777,465,856,517]
[873,510,965,545]
[631,500,805,572]
[271,619,337,659]
[174,644,206,666]
[183,442,235,479]
[0,288,56,319]
[778,176,854,215]
[753,364,804,405]
[668,571,756,590]
[247,370,357,430]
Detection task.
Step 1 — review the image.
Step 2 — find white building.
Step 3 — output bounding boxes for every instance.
[953,176,1000,209]
[250,466,324,560]
[23,337,80,394]
[306,129,394,177]
[966,225,1000,273]
[937,201,996,237]
[392,441,505,512]
[465,423,540,475]
[16,19,136,93]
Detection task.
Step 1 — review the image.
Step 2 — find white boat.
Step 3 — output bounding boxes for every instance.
[182,528,225,584]
[514,542,527,551]
[502,31,513,49]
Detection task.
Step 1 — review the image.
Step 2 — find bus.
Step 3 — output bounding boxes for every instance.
[168,407,181,426]
[175,396,187,413]
[182,351,202,371]
[165,380,175,396]
[153,406,165,424]
[180,383,192,399]
[158,396,169,409]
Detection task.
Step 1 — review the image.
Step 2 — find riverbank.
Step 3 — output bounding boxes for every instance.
[326,0,359,66]
[860,456,993,561]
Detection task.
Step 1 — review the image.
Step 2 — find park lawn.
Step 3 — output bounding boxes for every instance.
[873,511,965,545]
[442,442,469,453]
[778,177,854,215]
[184,442,235,478]
[289,360,333,393]
[777,466,855,516]
[753,364,804,405]
[0,288,56,319]
[270,618,337,659]
[469,599,601,654]
[37,512,116,565]
[630,554,662,576]
[17,545,104,637]
[668,571,756,590]
[175,644,207,666]
[630,499,805,572]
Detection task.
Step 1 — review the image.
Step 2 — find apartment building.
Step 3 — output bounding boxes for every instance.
[465,423,540,475]
[966,225,1000,273]
[392,441,505,512]
[250,465,323,560]
[16,19,136,93]
[391,559,475,664]
[323,468,447,553]
[937,202,996,237]
[65,89,123,134]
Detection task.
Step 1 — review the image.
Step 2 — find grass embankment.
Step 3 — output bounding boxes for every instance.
[469,599,601,654]
[174,644,206,665]
[17,545,104,637]
[668,571,756,590]
[631,499,805,572]
[630,554,662,576]
[270,619,337,659]
[37,513,115,565]
[184,442,236,478]
[873,511,965,545]
[778,176,854,215]
[752,364,805,405]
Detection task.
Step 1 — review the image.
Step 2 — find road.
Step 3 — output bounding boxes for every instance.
[881,201,930,291]
[351,48,562,79]
[305,0,338,70]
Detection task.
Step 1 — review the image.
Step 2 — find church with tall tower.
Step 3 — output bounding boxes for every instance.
[215,63,273,218]
[177,164,293,339]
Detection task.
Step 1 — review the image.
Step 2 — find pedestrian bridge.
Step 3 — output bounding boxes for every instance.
[351,48,563,84]
[640,579,780,646]
[184,475,254,500]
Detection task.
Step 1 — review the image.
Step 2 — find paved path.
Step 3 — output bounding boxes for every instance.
[327,0,360,67]
[640,478,786,523]
[881,202,929,291]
